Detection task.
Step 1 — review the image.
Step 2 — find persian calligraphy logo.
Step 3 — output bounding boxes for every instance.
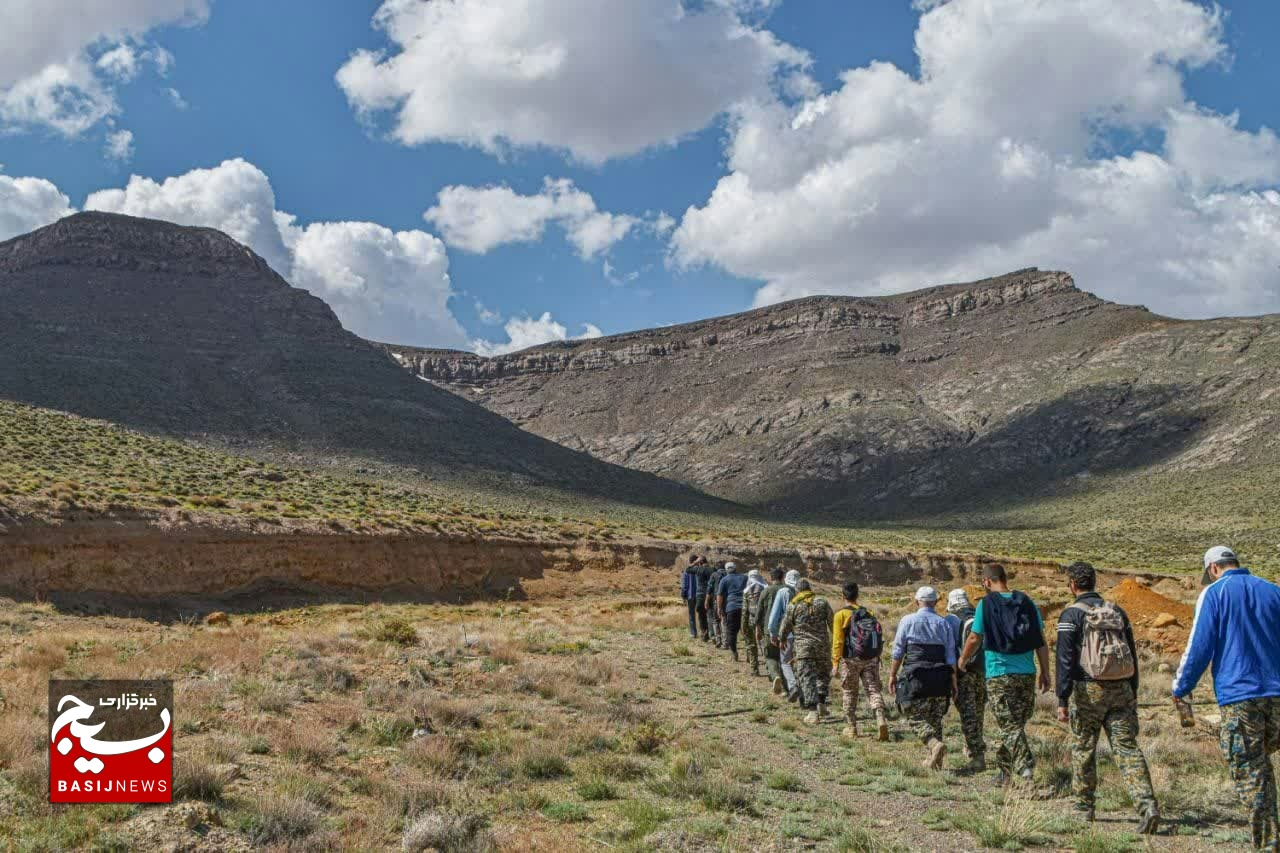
[49,679,173,803]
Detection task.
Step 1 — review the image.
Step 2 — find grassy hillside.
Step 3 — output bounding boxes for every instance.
[2,400,1276,575]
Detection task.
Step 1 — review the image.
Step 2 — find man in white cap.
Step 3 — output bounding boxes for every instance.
[946,588,987,773]
[769,569,803,701]
[741,569,768,676]
[1174,546,1280,851]
[888,586,958,770]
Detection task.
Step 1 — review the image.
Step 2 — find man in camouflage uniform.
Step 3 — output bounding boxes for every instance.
[960,564,1051,783]
[946,589,987,772]
[1174,546,1280,851]
[1055,562,1157,833]
[742,569,766,676]
[779,579,834,724]
[756,568,788,693]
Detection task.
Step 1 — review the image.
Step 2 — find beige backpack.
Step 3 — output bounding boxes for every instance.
[1068,601,1135,681]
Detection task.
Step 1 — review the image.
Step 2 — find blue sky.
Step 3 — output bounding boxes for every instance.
[1,0,1278,352]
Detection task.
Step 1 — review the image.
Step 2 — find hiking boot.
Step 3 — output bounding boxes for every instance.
[731,651,739,662]
[750,665,760,677]
[816,703,829,720]
[875,710,889,742]
[841,723,857,739]
[787,690,801,704]
[803,711,820,725]
[772,677,785,695]
[928,739,946,770]
[960,755,986,774]
[1137,811,1159,835]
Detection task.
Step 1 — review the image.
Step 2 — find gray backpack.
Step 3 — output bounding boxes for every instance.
[1068,601,1135,681]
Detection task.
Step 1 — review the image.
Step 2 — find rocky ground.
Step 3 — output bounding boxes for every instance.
[0,569,1252,851]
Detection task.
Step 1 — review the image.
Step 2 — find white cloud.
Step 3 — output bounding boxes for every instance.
[472,311,604,357]
[0,0,207,136]
[104,129,135,162]
[474,301,503,325]
[164,87,188,110]
[0,172,75,241]
[337,0,806,164]
[81,159,467,347]
[673,0,1280,319]
[426,178,637,259]
[284,219,465,347]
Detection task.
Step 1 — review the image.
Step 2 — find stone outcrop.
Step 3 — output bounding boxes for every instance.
[384,268,1280,514]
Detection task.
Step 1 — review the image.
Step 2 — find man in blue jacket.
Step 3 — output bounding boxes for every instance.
[1173,546,1280,851]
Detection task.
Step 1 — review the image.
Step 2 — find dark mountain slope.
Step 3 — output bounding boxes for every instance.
[385,269,1280,515]
[0,213,716,508]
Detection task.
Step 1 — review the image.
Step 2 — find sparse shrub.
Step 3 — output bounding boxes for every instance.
[672,644,692,657]
[367,715,416,745]
[541,801,589,823]
[418,696,483,731]
[173,754,227,802]
[278,727,338,766]
[405,736,462,778]
[576,779,618,801]
[519,750,570,780]
[699,778,754,813]
[235,796,322,845]
[616,801,670,841]
[766,770,806,792]
[401,811,491,852]
[366,618,418,646]
[627,721,668,755]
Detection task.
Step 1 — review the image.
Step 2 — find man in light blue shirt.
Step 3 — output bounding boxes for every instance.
[1173,546,1280,852]
[889,586,957,770]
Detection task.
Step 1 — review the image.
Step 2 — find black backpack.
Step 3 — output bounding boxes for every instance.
[843,606,884,660]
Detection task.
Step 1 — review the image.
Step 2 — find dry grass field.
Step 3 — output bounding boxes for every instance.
[0,570,1256,852]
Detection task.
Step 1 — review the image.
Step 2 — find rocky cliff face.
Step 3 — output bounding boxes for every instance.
[0,213,715,508]
[385,269,1280,514]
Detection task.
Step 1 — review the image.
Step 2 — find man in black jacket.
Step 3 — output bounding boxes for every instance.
[1056,561,1158,832]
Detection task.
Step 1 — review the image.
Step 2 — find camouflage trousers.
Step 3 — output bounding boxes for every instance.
[905,696,950,745]
[742,623,760,670]
[838,657,885,721]
[988,674,1036,776]
[1219,697,1280,851]
[955,669,987,761]
[1069,681,1157,816]
[793,656,831,710]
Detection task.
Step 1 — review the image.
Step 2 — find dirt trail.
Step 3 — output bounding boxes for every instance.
[601,594,1246,851]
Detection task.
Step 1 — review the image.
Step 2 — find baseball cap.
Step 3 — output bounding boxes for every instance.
[1203,546,1237,569]
[915,585,938,603]
[946,589,971,611]
[725,561,737,571]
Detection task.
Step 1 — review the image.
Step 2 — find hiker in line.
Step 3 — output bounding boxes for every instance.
[1173,546,1280,851]
[888,586,957,770]
[945,589,987,773]
[691,556,713,641]
[717,562,749,662]
[959,564,1051,784]
[1056,561,1158,834]
[680,555,702,639]
[757,567,789,693]
[779,579,834,724]
[768,569,803,702]
[706,561,727,648]
[833,581,889,741]
[742,569,767,676]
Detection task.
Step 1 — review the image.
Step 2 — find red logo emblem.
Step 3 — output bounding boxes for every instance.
[49,679,173,803]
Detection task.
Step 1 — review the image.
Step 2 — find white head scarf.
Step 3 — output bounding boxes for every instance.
[784,569,801,588]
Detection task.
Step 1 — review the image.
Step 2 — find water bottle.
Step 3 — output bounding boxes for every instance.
[1175,696,1195,728]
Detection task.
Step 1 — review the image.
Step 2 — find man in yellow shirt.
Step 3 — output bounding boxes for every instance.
[832,582,889,741]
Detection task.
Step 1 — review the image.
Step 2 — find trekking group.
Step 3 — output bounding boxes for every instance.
[680,547,1280,849]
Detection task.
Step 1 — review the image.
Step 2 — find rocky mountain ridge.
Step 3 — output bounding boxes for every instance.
[385,269,1280,514]
[0,213,716,508]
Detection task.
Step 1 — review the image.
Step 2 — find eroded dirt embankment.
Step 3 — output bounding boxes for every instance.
[0,521,1170,615]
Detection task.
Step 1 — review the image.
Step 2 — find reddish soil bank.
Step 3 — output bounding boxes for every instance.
[0,521,1173,615]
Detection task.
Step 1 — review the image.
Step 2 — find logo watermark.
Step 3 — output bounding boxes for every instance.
[49,679,173,803]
